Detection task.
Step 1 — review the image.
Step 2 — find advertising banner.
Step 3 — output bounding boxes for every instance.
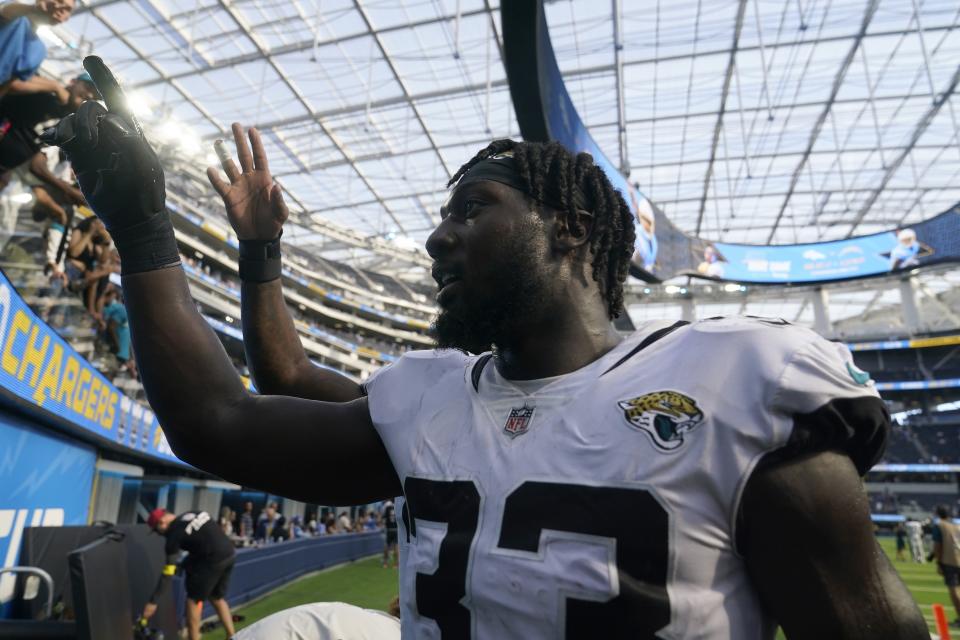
[0,268,179,464]
[0,416,95,606]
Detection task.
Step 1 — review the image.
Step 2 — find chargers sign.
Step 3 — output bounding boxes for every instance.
[0,417,95,604]
[0,269,178,463]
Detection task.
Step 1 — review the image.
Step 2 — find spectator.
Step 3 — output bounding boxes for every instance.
[0,1,75,99]
[98,286,137,379]
[219,506,234,537]
[0,72,96,194]
[324,513,337,535]
[256,502,287,544]
[82,246,119,322]
[337,511,352,533]
[288,515,306,539]
[65,216,113,317]
[238,501,254,540]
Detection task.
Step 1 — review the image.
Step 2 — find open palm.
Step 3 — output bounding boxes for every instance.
[207,123,288,241]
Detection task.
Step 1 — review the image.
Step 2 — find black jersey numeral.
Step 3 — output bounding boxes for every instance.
[498,482,670,638]
[403,478,671,639]
[403,477,481,638]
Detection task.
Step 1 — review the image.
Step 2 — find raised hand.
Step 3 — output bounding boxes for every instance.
[41,57,164,237]
[207,123,288,241]
[41,56,177,276]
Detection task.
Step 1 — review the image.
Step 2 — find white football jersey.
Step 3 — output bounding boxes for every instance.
[364,317,888,639]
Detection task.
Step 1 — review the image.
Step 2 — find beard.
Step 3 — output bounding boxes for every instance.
[430,244,552,355]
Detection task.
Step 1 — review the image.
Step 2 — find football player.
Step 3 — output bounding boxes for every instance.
[43,57,926,639]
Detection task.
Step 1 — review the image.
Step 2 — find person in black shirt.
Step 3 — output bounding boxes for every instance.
[381,500,398,569]
[140,508,236,640]
[0,72,97,198]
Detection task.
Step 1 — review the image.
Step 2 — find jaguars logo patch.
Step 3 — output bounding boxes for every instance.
[618,391,705,452]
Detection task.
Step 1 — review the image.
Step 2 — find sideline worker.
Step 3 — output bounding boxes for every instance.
[933,505,960,628]
[140,508,237,640]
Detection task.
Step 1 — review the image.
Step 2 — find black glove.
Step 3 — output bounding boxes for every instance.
[40,56,178,275]
[42,101,165,230]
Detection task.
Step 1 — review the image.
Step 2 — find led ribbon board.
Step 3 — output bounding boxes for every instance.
[501,3,960,284]
[0,268,180,464]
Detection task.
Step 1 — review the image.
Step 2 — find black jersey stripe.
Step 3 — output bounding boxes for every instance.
[600,321,690,377]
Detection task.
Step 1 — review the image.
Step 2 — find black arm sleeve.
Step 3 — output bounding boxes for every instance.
[148,574,171,604]
[148,552,179,604]
[763,396,890,476]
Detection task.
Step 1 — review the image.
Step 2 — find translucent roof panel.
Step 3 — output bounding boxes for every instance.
[33,0,957,280]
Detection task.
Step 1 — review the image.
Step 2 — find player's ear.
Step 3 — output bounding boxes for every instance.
[553,208,594,253]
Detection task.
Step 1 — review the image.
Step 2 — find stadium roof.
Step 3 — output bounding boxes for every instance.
[38,0,960,320]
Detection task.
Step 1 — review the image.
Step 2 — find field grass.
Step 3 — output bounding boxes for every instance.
[878,536,952,637]
[229,539,949,637]
[231,556,397,633]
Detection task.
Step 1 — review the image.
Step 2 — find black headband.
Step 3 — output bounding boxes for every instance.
[454,156,529,194]
[453,154,586,212]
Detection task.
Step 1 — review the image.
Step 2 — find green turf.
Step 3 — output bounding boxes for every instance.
[232,556,398,633]
[878,536,949,637]
[232,539,947,637]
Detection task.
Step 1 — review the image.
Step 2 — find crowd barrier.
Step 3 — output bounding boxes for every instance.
[175,531,385,623]
[4,523,385,635]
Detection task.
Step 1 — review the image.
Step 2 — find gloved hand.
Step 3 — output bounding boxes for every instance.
[40,56,178,275]
[41,100,165,233]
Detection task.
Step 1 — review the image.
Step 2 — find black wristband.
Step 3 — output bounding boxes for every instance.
[111,215,180,276]
[238,233,282,283]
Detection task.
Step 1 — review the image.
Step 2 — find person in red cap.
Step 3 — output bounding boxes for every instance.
[139,508,236,640]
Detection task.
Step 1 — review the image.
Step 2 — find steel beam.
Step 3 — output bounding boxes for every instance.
[612,0,629,174]
[763,0,880,244]
[694,0,747,235]
[848,63,960,236]
[215,0,408,234]
[351,0,451,178]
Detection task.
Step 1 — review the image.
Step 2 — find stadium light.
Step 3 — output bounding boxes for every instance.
[664,285,681,294]
[36,26,66,48]
[723,283,741,292]
[392,235,419,251]
[179,135,201,155]
[158,119,181,142]
[124,91,154,119]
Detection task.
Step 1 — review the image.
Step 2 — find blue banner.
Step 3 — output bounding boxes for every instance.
[875,378,960,391]
[711,232,899,283]
[0,416,95,606]
[871,463,960,472]
[0,269,180,464]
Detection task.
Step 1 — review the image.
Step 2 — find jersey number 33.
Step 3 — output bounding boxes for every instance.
[404,477,671,639]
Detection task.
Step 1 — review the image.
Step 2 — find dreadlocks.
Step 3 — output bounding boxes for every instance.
[448,139,635,319]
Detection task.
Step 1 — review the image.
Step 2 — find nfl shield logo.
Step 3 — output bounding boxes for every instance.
[503,406,535,439]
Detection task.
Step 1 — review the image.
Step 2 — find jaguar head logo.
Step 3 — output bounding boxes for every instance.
[618,391,705,452]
